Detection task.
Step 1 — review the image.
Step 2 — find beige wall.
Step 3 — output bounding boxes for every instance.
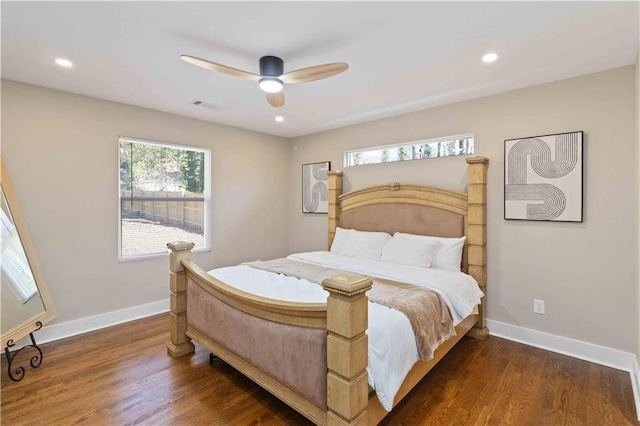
[636,53,640,360]
[1,80,292,324]
[289,66,637,352]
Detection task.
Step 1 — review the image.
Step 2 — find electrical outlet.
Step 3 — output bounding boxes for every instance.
[533,299,545,315]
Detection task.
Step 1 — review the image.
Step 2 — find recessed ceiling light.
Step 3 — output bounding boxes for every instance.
[482,53,498,63]
[275,116,284,122]
[55,58,73,68]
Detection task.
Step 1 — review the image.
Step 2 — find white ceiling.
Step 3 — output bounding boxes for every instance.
[2,2,638,139]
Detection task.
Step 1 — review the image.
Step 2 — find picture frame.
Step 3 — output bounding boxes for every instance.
[504,131,583,222]
[302,161,331,214]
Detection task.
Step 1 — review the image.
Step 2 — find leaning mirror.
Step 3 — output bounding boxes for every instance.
[1,157,57,379]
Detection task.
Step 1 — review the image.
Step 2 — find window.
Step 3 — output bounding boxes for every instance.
[118,137,210,261]
[344,134,474,167]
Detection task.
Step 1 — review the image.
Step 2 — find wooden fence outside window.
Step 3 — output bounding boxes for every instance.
[120,190,204,232]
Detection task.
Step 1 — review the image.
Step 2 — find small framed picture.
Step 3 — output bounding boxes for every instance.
[504,131,583,222]
[302,161,331,214]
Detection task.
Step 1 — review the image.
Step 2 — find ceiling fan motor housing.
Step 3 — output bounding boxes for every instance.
[259,56,284,77]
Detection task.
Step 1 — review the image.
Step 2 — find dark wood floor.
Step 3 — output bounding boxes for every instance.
[1,313,637,425]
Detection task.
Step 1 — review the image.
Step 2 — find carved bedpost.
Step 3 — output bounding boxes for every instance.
[322,274,372,426]
[167,241,196,357]
[327,171,343,250]
[465,156,489,339]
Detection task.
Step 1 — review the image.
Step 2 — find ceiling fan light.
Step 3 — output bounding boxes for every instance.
[259,77,283,93]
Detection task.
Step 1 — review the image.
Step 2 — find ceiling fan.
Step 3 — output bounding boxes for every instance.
[180,54,348,108]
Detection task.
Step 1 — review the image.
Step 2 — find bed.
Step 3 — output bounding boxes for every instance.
[167,156,489,425]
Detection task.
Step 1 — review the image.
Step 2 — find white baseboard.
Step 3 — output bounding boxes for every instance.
[34,299,169,345]
[632,357,640,421]
[487,319,640,419]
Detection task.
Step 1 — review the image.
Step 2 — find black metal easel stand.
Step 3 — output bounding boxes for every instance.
[4,322,43,382]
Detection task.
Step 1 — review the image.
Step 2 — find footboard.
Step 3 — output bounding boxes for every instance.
[167,242,372,426]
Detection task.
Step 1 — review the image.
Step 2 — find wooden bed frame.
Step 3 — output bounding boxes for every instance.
[167,156,489,425]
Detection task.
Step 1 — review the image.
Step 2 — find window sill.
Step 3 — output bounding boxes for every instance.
[118,246,211,263]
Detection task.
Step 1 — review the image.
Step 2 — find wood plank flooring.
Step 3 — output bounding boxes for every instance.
[1,313,637,425]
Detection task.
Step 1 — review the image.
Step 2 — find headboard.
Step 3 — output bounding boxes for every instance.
[326,156,489,336]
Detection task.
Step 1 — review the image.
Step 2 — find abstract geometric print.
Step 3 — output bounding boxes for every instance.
[505,131,583,222]
[302,161,330,213]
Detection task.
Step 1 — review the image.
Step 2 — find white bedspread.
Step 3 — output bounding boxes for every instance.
[207,252,482,412]
[288,251,484,325]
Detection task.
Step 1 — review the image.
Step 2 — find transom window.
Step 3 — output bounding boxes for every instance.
[344,134,474,167]
[118,137,211,261]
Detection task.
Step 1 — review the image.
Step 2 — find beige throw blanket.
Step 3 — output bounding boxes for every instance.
[243,258,455,360]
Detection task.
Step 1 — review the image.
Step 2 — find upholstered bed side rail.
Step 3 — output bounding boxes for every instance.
[186,279,329,410]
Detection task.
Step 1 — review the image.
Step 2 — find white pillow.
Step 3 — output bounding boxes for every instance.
[380,237,441,269]
[394,233,466,271]
[339,229,391,260]
[330,227,351,254]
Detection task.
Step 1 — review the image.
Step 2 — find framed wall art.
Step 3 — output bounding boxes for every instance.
[504,131,583,222]
[302,161,331,214]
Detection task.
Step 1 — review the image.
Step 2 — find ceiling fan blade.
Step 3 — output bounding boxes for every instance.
[181,55,261,82]
[266,92,285,108]
[280,63,348,84]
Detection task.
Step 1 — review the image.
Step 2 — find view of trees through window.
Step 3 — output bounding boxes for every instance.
[119,137,209,259]
[345,135,474,167]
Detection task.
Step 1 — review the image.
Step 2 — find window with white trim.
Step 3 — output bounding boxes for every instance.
[344,134,474,167]
[118,137,211,261]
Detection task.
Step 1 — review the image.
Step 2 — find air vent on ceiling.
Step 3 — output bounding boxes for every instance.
[191,100,226,111]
